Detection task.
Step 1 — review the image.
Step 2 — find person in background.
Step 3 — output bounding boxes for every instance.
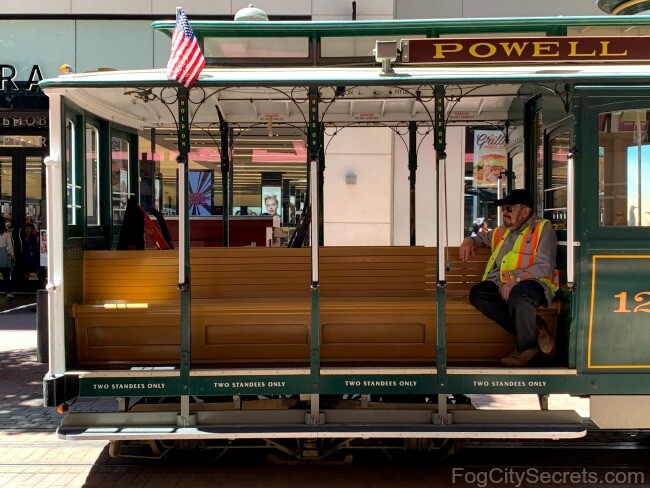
[21,222,40,278]
[470,217,489,237]
[0,215,15,299]
[459,189,557,367]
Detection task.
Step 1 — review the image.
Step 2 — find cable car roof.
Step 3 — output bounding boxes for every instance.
[39,64,650,129]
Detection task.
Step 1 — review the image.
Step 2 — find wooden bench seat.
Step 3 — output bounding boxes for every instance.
[72,246,559,366]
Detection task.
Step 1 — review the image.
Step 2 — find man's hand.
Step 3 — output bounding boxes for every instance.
[500,279,516,301]
[459,237,475,262]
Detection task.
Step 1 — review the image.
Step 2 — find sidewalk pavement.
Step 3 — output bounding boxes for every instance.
[1,297,119,433]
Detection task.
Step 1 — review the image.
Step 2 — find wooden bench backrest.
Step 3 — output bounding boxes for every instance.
[444,247,491,298]
[83,250,178,304]
[82,246,491,303]
[191,247,310,299]
[320,246,434,298]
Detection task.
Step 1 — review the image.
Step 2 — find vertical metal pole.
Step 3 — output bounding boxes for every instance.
[434,85,449,422]
[218,110,230,246]
[566,148,576,288]
[307,87,321,424]
[44,92,65,378]
[408,121,417,246]
[497,174,504,227]
[318,124,325,246]
[636,110,642,226]
[177,87,192,425]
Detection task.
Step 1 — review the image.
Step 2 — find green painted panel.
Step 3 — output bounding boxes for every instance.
[449,372,650,394]
[77,371,650,397]
[586,255,650,370]
[191,375,312,396]
[320,374,436,395]
[79,376,180,397]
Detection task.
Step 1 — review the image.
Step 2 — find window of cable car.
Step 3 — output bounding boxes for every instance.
[65,118,80,226]
[544,131,569,230]
[204,37,309,60]
[599,109,650,227]
[511,151,525,190]
[111,136,130,224]
[463,128,505,236]
[321,35,425,59]
[85,124,100,226]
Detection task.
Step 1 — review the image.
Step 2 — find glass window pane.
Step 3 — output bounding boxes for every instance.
[534,110,544,217]
[0,157,12,219]
[204,37,309,59]
[86,125,100,226]
[599,109,650,227]
[544,132,569,229]
[65,118,79,225]
[321,35,424,58]
[111,137,129,224]
[25,156,43,228]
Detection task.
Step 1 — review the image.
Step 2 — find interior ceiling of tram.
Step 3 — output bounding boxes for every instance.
[143,82,524,193]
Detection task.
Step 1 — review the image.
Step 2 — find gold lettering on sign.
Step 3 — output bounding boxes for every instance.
[532,41,560,57]
[431,43,462,59]
[469,43,497,58]
[600,41,627,57]
[499,42,529,57]
[568,41,596,57]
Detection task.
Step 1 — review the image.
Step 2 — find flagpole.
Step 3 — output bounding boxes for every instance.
[167,5,205,427]
[177,85,193,428]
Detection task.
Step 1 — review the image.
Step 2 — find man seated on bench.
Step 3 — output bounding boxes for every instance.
[459,189,557,367]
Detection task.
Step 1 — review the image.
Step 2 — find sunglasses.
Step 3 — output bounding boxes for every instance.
[503,205,515,213]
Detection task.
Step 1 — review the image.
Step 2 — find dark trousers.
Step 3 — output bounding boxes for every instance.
[1,267,11,294]
[469,280,547,352]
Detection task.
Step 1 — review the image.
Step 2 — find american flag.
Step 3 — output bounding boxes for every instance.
[166,8,206,89]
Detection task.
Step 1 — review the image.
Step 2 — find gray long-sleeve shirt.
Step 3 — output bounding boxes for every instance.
[473,215,557,305]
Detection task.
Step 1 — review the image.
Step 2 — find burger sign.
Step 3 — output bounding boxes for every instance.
[473,130,506,188]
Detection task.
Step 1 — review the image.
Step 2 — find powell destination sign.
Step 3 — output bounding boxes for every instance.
[401,36,650,63]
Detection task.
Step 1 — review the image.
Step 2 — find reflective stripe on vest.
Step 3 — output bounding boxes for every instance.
[482,219,559,293]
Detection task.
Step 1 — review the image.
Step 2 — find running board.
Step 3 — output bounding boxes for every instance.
[58,410,586,441]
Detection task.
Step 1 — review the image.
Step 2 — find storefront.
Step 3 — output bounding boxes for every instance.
[0,65,48,291]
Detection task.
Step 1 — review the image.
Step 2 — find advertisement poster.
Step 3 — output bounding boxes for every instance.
[188,170,214,215]
[473,130,507,188]
[261,186,281,219]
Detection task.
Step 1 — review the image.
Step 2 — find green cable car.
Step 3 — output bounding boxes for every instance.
[41,15,650,459]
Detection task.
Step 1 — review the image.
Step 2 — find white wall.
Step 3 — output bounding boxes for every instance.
[393,127,465,247]
[323,127,393,246]
[0,0,395,18]
[395,0,605,19]
[323,124,466,248]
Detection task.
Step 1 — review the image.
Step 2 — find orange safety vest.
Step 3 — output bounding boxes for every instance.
[482,219,559,292]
